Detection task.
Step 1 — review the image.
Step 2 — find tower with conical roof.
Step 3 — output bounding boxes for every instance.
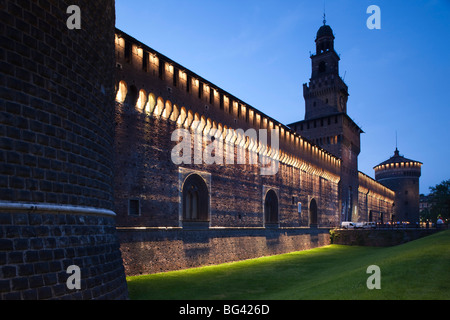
[374,149,422,223]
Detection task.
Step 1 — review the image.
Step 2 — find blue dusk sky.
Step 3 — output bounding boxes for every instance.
[115,0,450,194]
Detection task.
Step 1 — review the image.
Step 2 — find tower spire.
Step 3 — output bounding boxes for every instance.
[395,130,398,150]
[395,130,399,155]
[323,1,327,25]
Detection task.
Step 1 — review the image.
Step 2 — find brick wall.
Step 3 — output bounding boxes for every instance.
[113,29,341,276]
[114,30,342,232]
[119,227,331,276]
[330,229,438,247]
[0,210,127,299]
[1,0,115,209]
[114,100,341,229]
[1,0,128,299]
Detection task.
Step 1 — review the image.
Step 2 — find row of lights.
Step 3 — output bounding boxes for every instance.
[115,34,342,171]
[375,161,422,171]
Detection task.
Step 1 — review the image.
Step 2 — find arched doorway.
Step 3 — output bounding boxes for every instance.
[264,189,278,225]
[309,198,318,227]
[182,174,209,222]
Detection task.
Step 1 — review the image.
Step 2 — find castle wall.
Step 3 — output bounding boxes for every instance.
[119,228,331,276]
[0,0,411,294]
[0,208,126,299]
[1,0,128,299]
[358,172,395,223]
[114,101,341,229]
[112,27,396,275]
[114,30,342,274]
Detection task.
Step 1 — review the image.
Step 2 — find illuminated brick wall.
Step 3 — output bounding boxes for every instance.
[0,0,128,299]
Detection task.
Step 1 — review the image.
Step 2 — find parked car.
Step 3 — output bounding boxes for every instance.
[354,222,364,229]
[363,222,377,229]
[341,221,355,229]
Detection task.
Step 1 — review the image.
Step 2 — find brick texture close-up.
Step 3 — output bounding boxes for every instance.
[0,0,128,299]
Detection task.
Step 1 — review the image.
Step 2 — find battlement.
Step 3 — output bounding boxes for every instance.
[358,171,395,200]
[374,155,422,181]
[358,171,395,223]
[114,29,341,180]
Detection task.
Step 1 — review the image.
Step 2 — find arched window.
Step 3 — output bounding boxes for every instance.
[264,189,279,224]
[162,100,172,119]
[309,198,318,227]
[177,107,187,126]
[154,97,164,117]
[182,174,209,222]
[136,89,147,110]
[146,93,156,114]
[170,104,180,122]
[115,80,127,103]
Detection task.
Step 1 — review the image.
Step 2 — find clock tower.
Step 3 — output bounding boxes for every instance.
[289,19,363,223]
[304,19,349,119]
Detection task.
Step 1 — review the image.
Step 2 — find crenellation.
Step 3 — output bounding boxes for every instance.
[115,29,340,175]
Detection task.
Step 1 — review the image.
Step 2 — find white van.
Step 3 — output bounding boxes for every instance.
[363,222,377,229]
[341,221,355,229]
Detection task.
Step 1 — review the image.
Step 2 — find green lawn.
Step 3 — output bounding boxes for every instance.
[126,230,450,300]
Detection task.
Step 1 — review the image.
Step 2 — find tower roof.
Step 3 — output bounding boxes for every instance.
[374,148,422,169]
[316,24,334,39]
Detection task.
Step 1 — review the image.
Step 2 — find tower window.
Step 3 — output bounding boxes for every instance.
[219,94,224,110]
[128,199,140,216]
[124,40,132,63]
[319,61,326,73]
[142,51,148,71]
[158,61,164,79]
[173,67,179,87]
[198,82,203,99]
[186,74,191,92]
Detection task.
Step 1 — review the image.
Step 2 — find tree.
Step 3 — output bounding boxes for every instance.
[428,179,450,222]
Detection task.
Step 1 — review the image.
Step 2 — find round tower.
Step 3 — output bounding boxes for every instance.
[374,149,422,224]
[1,1,128,299]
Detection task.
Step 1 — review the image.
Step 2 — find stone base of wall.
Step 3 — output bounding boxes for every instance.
[330,229,440,247]
[0,206,128,300]
[118,227,331,276]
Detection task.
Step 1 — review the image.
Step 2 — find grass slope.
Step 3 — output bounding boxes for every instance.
[127,230,450,300]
